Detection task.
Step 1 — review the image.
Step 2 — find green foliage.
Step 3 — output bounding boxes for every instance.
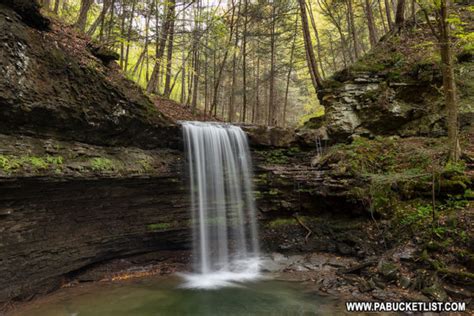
[258,149,290,164]
[267,218,297,228]
[147,223,172,231]
[0,154,64,173]
[298,106,325,127]
[443,161,466,175]
[137,158,153,172]
[321,136,462,215]
[90,157,115,172]
[399,204,432,226]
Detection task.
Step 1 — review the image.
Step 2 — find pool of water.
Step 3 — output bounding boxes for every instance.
[13,276,351,316]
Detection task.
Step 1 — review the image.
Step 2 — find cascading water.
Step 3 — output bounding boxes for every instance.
[181,121,260,289]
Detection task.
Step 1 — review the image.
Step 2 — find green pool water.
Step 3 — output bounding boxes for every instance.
[13,276,352,316]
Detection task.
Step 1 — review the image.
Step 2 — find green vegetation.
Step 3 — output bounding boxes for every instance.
[258,148,301,165]
[321,136,471,216]
[267,218,298,228]
[89,157,116,172]
[147,223,172,232]
[0,154,64,174]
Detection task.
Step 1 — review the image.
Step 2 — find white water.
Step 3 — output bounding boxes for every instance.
[181,121,260,289]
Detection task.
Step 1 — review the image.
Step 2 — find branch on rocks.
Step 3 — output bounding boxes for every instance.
[338,258,378,274]
[293,213,313,243]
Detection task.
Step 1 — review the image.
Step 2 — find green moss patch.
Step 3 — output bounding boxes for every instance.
[0,154,64,174]
[147,223,172,231]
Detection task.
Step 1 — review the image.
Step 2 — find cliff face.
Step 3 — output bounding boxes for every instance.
[0,3,180,149]
[308,5,474,142]
[0,2,187,302]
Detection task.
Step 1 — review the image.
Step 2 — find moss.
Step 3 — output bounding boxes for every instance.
[89,157,115,172]
[464,189,474,199]
[137,158,153,172]
[0,154,64,173]
[299,107,325,128]
[147,223,172,231]
[268,188,280,196]
[267,218,298,228]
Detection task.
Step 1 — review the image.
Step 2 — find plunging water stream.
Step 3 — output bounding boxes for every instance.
[181,122,260,289]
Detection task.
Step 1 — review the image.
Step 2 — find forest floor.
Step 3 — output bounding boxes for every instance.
[153,97,220,122]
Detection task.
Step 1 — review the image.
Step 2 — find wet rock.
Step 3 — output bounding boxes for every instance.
[377,260,399,281]
[392,243,417,261]
[358,278,376,292]
[240,125,297,148]
[422,281,448,301]
[336,243,353,255]
[399,276,412,289]
[87,43,120,65]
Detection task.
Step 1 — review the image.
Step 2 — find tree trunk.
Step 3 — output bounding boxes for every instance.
[87,0,113,36]
[384,0,394,30]
[439,0,459,161]
[228,0,240,123]
[210,0,237,116]
[147,0,176,94]
[347,0,360,59]
[298,0,323,94]
[268,2,277,126]
[365,0,379,47]
[283,17,298,127]
[307,1,326,79]
[378,0,388,33]
[53,0,61,14]
[395,0,405,25]
[43,0,52,11]
[241,0,248,123]
[75,0,93,32]
[163,0,176,98]
[124,0,137,73]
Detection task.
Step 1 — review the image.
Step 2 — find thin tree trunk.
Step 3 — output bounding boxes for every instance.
[147,0,175,94]
[268,2,276,126]
[43,0,52,11]
[106,0,115,43]
[119,2,127,68]
[191,0,202,114]
[254,52,260,124]
[378,0,388,34]
[384,0,394,30]
[299,0,323,94]
[395,0,406,25]
[210,0,237,116]
[439,0,459,161]
[365,0,379,47]
[124,0,137,72]
[283,17,298,127]
[347,0,360,59]
[75,0,93,32]
[53,0,61,14]
[307,1,326,79]
[87,0,113,36]
[242,0,248,123]
[163,0,176,98]
[228,0,241,122]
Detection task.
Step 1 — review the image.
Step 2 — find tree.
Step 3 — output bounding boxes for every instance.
[395,0,406,25]
[299,0,323,94]
[75,0,93,32]
[420,0,460,161]
[365,0,379,47]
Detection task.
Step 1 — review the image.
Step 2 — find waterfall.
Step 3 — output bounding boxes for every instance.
[181,121,260,289]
